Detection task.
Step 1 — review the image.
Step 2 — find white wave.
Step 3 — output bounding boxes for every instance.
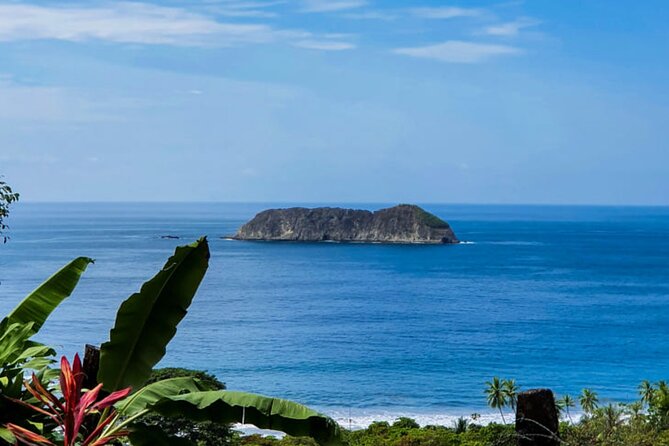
[486,241,543,246]
[326,409,508,430]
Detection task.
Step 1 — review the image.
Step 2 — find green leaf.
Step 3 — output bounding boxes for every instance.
[5,257,93,334]
[0,427,15,444]
[21,357,54,371]
[99,238,209,392]
[150,390,342,446]
[117,377,209,416]
[14,344,56,362]
[128,424,195,446]
[0,322,35,364]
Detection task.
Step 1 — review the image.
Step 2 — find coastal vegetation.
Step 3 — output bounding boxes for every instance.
[0,178,19,243]
[238,380,669,446]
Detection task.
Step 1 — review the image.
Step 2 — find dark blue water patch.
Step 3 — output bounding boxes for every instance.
[0,202,668,422]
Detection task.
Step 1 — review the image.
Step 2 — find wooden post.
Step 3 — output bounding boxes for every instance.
[516,389,559,446]
[82,344,100,390]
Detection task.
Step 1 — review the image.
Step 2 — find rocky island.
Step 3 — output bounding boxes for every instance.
[233,204,459,244]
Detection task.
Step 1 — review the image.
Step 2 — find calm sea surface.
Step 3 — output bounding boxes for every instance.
[1,203,668,426]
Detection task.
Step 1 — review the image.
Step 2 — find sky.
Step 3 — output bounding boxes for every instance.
[0,0,668,205]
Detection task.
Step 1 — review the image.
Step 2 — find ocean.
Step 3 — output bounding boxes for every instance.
[1,202,668,428]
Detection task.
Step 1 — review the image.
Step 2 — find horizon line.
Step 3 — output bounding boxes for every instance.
[10,200,669,208]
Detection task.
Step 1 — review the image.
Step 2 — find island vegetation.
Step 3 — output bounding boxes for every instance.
[233,205,459,244]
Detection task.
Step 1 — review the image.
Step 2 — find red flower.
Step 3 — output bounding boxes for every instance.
[6,354,132,446]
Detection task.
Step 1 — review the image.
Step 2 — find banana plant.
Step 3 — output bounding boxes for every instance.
[3,238,341,445]
[0,257,93,444]
[94,237,341,445]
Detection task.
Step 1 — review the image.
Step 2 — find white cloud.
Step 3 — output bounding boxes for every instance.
[0,2,292,46]
[410,6,483,19]
[0,2,362,51]
[202,1,285,18]
[300,0,366,13]
[294,40,355,51]
[393,40,522,63]
[482,18,541,36]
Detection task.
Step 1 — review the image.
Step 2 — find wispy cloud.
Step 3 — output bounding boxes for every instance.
[294,40,355,51]
[481,17,541,36]
[410,6,484,20]
[0,2,358,51]
[201,1,285,18]
[300,0,366,13]
[0,2,282,46]
[393,40,522,63]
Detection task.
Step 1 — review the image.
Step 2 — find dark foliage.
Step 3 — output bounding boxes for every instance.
[142,368,237,446]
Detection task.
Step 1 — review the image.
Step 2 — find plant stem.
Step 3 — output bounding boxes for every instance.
[100,409,150,438]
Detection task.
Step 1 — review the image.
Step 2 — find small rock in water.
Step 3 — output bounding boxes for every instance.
[516,389,559,446]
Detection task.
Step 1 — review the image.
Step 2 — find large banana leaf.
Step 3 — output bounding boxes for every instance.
[98,238,209,392]
[116,377,209,416]
[149,390,342,446]
[4,257,93,334]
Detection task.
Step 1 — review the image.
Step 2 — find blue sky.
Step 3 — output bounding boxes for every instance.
[0,0,667,204]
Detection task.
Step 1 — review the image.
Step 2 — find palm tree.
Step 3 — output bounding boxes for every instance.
[485,377,508,424]
[555,398,565,419]
[503,379,520,412]
[580,389,599,416]
[559,395,575,424]
[453,417,469,434]
[639,380,655,407]
[601,404,624,438]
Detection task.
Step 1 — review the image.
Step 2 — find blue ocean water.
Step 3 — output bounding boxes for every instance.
[1,203,668,426]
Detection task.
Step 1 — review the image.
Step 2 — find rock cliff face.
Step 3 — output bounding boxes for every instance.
[233,204,458,244]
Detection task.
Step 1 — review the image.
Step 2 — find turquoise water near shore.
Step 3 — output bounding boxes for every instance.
[1,203,668,427]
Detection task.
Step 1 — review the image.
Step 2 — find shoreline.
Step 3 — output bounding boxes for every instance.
[327,410,508,430]
[235,408,585,438]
